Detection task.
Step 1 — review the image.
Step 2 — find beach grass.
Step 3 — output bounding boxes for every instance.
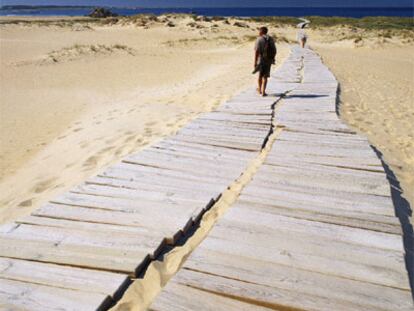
[1,15,413,31]
[249,16,414,30]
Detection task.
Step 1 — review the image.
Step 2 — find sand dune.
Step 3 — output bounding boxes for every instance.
[13,44,136,66]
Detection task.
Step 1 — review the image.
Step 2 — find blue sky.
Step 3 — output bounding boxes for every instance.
[2,0,413,7]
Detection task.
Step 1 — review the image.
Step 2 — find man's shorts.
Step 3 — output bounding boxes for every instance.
[259,62,272,78]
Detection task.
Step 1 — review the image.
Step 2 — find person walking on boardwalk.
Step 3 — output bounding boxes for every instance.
[254,26,277,97]
[297,24,308,48]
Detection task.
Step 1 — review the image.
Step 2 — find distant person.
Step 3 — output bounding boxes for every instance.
[297,24,308,48]
[253,26,277,97]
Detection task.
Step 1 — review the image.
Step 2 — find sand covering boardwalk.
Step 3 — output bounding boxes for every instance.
[0,47,411,310]
[150,48,413,310]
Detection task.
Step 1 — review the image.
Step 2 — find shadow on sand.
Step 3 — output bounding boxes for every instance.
[372,146,414,299]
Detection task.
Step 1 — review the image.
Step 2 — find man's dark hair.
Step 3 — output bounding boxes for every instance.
[259,26,268,34]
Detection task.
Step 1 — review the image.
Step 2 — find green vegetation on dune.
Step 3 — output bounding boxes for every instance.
[1,14,412,31]
[306,16,414,30]
[248,16,299,26]
[249,16,414,30]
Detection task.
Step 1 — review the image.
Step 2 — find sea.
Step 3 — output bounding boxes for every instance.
[0,6,413,18]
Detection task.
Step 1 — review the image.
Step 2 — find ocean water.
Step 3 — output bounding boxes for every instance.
[1,6,413,18]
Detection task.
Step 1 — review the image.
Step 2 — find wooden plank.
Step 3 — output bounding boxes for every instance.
[53,191,204,219]
[153,141,253,160]
[197,114,271,125]
[99,167,225,194]
[265,152,383,171]
[185,118,269,131]
[126,148,252,171]
[201,223,408,289]
[16,215,168,238]
[171,134,263,151]
[211,209,402,268]
[183,249,412,311]
[33,203,191,242]
[69,184,210,213]
[241,184,394,217]
[0,258,129,299]
[0,235,150,275]
[107,162,233,186]
[150,278,272,311]
[225,204,403,251]
[251,166,390,197]
[264,156,388,179]
[0,278,112,311]
[1,223,165,259]
[153,138,258,159]
[124,151,252,177]
[278,129,369,144]
[235,198,401,235]
[178,126,268,139]
[87,176,218,200]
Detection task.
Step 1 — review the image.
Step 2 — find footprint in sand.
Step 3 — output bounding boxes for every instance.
[145,121,158,127]
[83,155,99,168]
[73,128,83,133]
[65,162,76,169]
[18,199,33,207]
[114,148,124,157]
[32,177,57,194]
[99,146,115,154]
[80,141,90,149]
[124,135,136,143]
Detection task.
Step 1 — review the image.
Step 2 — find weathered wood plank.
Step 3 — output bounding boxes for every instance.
[251,166,390,197]
[0,258,129,298]
[235,198,401,234]
[33,203,191,242]
[1,223,165,259]
[151,46,411,311]
[0,235,150,275]
[0,278,112,311]
[224,205,403,252]
[150,277,275,311]
[241,184,394,217]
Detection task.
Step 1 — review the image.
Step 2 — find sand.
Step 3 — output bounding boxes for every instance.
[0,16,413,226]
[0,16,290,223]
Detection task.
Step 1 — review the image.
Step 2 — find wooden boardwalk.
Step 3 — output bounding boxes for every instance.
[0,54,292,309]
[150,48,413,310]
[0,46,411,310]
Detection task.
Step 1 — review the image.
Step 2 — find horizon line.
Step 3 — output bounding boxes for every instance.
[2,4,414,8]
